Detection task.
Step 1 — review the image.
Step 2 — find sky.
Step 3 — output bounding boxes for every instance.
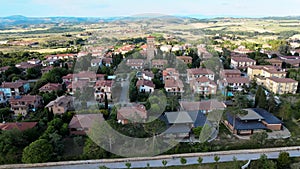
[1,0,300,18]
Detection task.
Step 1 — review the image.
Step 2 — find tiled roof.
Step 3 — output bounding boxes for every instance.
[0,122,37,131]
[267,77,297,83]
[10,95,41,103]
[95,80,113,87]
[136,79,155,88]
[165,111,194,124]
[225,77,250,84]
[1,82,24,89]
[117,104,147,121]
[226,113,267,130]
[253,108,282,124]
[231,57,256,62]
[68,114,104,130]
[187,68,214,75]
[180,100,226,111]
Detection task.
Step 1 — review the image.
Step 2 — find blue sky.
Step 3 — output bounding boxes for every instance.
[1,0,300,17]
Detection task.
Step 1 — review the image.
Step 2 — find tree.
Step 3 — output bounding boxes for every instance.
[192,126,202,138]
[180,157,187,165]
[162,160,168,167]
[278,102,292,121]
[22,139,53,163]
[214,155,220,162]
[0,107,13,122]
[268,93,277,113]
[255,86,267,109]
[214,155,220,169]
[125,162,131,168]
[250,131,268,145]
[250,154,276,169]
[83,138,108,159]
[277,152,291,169]
[197,156,203,165]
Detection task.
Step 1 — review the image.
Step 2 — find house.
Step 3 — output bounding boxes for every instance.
[66,80,89,95]
[39,83,62,93]
[126,59,144,69]
[265,77,298,95]
[266,58,283,68]
[45,95,74,115]
[221,77,250,91]
[9,95,43,117]
[220,69,241,79]
[91,58,102,67]
[0,66,10,74]
[115,45,135,55]
[189,76,217,96]
[176,56,192,64]
[117,104,147,124]
[233,46,253,54]
[136,79,155,93]
[41,66,53,74]
[102,58,113,67]
[15,62,40,71]
[68,114,104,135]
[160,45,172,52]
[187,68,215,82]
[164,111,194,138]
[163,68,184,94]
[152,59,168,69]
[0,122,37,131]
[180,99,226,114]
[94,80,113,101]
[136,70,154,81]
[164,78,184,94]
[230,57,256,69]
[197,44,213,60]
[0,81,30,98]
[63,71,102,85]
[224,108,282,135]
[247,65,286,81]
[163,68,180,81]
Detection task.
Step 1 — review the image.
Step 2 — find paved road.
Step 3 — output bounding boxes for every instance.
[2,147,298,169]
[119,75,130,104]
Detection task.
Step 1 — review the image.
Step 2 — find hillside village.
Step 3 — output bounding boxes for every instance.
[1,28,300,164]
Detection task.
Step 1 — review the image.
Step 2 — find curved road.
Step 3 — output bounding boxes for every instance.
[1,146,299,169]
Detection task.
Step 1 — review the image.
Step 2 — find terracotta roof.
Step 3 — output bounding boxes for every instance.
[117,104,147,121]
[221,69,241,75]
[67,80,88,89]
[142,70,154,78]
[180,100,226,111]
[0,122,37,131]
[187,68,214,75]
[45,95,74,108]
[39,83,62,92]
[165,78,184,88]
[231,57,256,62]
[95,80,113,88]
[0,66,10,72]
[1,82,24,89]
[126,59,144,67]
[195,76,211,83]
[136,79,155,88]
[225,77,250,84]
[267,77,298,83]
[248,65,286,74]
[68,114,104,131]
[152,59,168,66]
[9,95,42,103]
